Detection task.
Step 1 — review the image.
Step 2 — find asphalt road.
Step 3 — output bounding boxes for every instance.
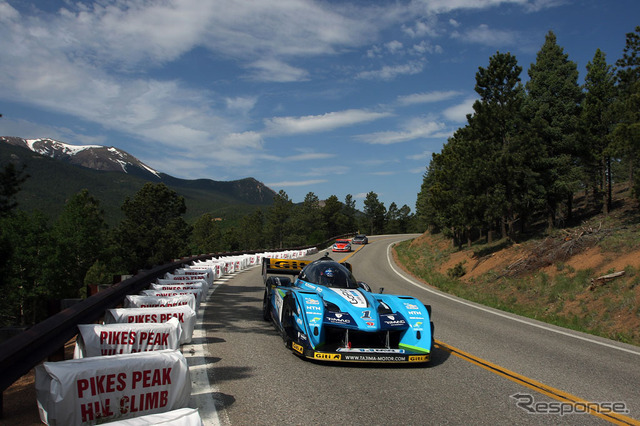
[199,235,640,425]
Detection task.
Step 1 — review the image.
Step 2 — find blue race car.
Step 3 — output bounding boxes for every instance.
[262,254,433,363]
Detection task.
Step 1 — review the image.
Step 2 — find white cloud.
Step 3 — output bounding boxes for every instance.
[226,96,258,114]
[356,118,446,144]
[451,24,519,46]
[301,165,349,177]
[397,90,462,106]
[414,0,529,14]
[409,166,428,173]
[385,40,404,54]
[356,61,424,80]
[407,150,434,161]
[0,117,107,146]
[220,132,263,149]
[246,59,310,82]
[443,97,477,122]
[410,40,443,56]
[402,17,439,38]
[264,110,391,135]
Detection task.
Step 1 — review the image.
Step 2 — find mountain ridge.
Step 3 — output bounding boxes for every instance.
[0,136,276,224]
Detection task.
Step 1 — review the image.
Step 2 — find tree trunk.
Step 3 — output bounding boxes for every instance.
[604,156,611,215]
[546,201,555,232]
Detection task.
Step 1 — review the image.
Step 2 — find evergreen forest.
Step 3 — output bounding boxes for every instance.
[0,168,414,327]
[416,28,640,247]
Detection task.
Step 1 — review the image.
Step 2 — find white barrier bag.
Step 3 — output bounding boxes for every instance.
[172,268,213,286]
[151,282,204,292]
[140,289,203,308]
[156,278,208,293]
[101,408,203,426]
[125,294,197,311]
[74,319,182,358]
[105,306,196,344]
[35,350,191,426]
[163,273,210,289]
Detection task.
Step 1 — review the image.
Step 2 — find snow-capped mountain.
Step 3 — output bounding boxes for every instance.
[1,136,160,179]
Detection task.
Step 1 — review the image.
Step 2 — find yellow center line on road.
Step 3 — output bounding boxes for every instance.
[435,340,640,425]
[338,244,364,263]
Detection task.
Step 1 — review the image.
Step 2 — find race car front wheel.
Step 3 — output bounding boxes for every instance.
[262,288,271,321]
[281,297,298,342]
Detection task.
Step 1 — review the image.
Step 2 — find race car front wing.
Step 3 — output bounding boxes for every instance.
[288,340,430,363]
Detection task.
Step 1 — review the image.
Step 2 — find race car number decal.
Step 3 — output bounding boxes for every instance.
[329,288,367,308]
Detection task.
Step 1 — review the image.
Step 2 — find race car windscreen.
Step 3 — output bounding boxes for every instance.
[300,261,358,288]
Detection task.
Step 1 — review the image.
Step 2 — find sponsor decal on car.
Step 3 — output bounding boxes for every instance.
[292,342,304,354]
[342,354,406,362]
[324,312,355,325]
[381,314,407,327]
[314,353,342,360]
[270,260,310,270]
[409,355,429,362]
[336,348,406,353]
[304,298,320,305]
[329,288,367,308]
[403,303,420,310]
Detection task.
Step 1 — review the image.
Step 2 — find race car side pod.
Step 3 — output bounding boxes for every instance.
[424,304,432,318]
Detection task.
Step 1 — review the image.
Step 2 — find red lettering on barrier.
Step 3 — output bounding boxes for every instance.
[121,390,169,414]
[80,399,113,422]
[100,331,138,345]
[76,373,126,398]
[131,368,172,390]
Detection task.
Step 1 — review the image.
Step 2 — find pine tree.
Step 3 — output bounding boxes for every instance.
[581,48,616,213]
[115,183,191,272]
[525,31,583,229]
[49,189,108,298]
[469,51,527,239]
[614,26,640,194]
[266,190,292,248]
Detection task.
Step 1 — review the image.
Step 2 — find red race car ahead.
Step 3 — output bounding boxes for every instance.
[332,239,352,252]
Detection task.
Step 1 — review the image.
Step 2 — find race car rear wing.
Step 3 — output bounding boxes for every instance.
[262,256,353,278]
[262,258,311,277]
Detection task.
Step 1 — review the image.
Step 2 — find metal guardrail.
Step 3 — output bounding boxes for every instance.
[0,233,354,417]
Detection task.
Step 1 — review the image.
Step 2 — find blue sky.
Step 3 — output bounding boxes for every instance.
[0,0,637,211]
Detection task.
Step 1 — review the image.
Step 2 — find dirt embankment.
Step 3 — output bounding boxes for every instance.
[403,188,640,345]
